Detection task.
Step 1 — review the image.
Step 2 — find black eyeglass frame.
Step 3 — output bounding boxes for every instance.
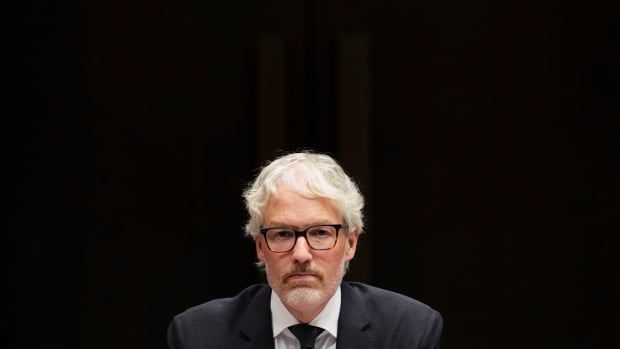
[259,224,347,253]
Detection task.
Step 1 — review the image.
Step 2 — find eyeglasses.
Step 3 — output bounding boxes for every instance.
[259,224,346,253]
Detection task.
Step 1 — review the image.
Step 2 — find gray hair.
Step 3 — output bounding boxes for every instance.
[243,152,365,238]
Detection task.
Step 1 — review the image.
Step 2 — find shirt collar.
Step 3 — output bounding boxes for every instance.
[270,286,341,338]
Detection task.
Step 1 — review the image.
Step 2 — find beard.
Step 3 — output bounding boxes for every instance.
[266,260,346,312]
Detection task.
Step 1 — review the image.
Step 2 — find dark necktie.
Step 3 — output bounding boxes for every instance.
[288,324,324,349]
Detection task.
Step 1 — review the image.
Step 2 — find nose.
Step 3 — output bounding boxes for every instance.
[291,236,313,263]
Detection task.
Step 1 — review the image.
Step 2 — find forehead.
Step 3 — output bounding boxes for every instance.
[262,186,340,226]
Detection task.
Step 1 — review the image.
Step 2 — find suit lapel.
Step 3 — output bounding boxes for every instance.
[337,282,375,349]
[238,285,275,349]
[236,283,375,349]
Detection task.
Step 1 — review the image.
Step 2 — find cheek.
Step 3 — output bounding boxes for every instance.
[322,250,346,269]
[265,255,287,273]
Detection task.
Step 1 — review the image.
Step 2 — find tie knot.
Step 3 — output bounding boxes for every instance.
[288,324,324,349]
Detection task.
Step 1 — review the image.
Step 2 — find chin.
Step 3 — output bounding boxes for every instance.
[283,287,326,310]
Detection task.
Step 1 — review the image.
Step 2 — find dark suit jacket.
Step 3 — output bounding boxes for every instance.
[168,282,443,349]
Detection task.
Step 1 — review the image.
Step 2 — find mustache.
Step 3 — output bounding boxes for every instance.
[283,263,322,279]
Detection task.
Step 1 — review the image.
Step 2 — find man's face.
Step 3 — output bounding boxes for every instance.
[255,185,358,313]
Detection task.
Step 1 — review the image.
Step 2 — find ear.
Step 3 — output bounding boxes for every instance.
[344,229,359,262]
[255,236,266,262]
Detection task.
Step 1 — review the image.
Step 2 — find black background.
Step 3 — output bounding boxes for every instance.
[16,1,618,348]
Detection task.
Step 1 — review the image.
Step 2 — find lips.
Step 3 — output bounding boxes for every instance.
[288,272,316,279]
[284,270,322,282]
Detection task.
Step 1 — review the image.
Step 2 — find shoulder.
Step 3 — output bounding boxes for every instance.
[342,282,443,348]
[344,281,438,316]
[172,284,268,325]
[167,284,270,349]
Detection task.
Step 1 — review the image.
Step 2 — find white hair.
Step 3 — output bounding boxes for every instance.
[243,152,365,238]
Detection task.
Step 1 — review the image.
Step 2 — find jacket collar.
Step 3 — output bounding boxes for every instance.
[239,285,275,349]
[337,282,375,349]
[237,283,375,349]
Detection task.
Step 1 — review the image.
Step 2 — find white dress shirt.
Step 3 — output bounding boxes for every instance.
[271,287,341,349]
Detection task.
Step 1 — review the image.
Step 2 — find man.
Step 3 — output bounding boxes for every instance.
[168,152,443,349]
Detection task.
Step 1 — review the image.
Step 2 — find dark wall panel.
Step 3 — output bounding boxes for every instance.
[16,1,618,348]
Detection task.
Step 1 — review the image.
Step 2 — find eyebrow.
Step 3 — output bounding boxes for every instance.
[263,220,337,229]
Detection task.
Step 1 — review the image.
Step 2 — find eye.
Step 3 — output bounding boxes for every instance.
[308,227,334,238]
[314,229,330,236]
[268,229,294,240]
[275,230,291,238]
